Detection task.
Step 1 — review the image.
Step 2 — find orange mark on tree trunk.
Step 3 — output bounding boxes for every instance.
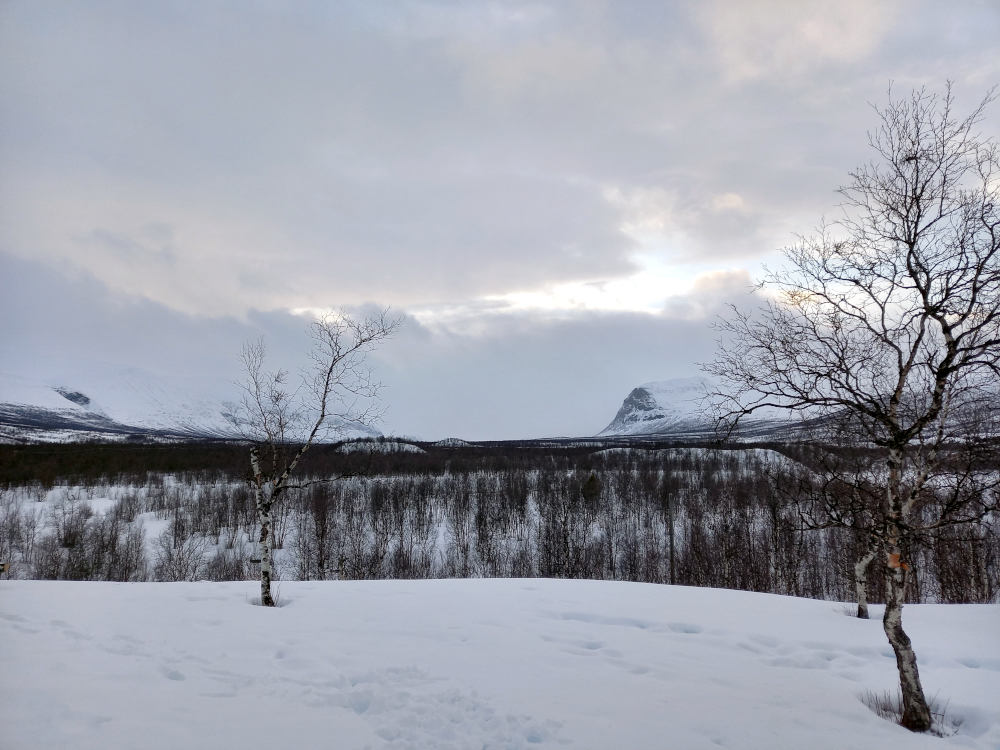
[887,553,911,571]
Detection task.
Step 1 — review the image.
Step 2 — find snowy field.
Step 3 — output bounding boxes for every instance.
[1,580,998,750]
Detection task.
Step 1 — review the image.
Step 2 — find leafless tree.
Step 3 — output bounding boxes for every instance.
[705,84,1000,732]
[232,309,400,607]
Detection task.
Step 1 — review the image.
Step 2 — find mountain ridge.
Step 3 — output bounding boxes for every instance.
[0,370,381,443]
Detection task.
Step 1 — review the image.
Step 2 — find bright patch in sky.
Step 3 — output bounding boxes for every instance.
[482,259,739,316]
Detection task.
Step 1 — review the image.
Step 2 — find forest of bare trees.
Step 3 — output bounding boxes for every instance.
[2,442,995,607]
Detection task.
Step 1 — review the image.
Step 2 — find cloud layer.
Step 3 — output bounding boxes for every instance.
[1,0,998,437]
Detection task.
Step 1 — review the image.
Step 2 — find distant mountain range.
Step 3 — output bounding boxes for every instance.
[3,369,795,444]
[0,369,380,443]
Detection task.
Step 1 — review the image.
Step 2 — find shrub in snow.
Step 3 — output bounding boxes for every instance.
[152,529,207,582]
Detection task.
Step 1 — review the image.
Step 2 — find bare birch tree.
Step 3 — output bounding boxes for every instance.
[705,84,1000,732]
[232,309,400,607]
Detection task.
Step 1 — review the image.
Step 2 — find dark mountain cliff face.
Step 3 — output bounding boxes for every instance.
[609,388,662,426]
[53,388,92,407]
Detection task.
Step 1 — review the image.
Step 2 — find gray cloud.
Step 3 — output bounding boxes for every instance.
[0,252,300,394]
[1,251,753,439]
[4,0,996,315]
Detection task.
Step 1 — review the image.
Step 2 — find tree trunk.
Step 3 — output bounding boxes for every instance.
[259,505,275,607]
[882,551,932,731]
[854,537,879,619]
[667,490,676,586]
[880,449,932,731]
[250,447,276,607]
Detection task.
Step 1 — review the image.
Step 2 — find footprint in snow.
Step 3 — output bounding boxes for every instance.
[316,667,565,748]
[957,657,1000,671]
[666,622,703,634]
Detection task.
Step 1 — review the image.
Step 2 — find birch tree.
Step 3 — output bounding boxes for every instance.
[233,309,400,607]
[706,84,1000,732]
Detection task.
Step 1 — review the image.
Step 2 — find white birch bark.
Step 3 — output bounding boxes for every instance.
[250,447,276,607]
[258,502,274,607]
[882,555,932,731]
[882,455,932,732]
[854,537,879,619]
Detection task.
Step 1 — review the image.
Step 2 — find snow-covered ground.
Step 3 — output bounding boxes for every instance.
[1,580,997,749]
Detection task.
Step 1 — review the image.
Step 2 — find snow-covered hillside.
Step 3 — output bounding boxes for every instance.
[0,369,381,442]
[1,580,996,749]
[598,377,792,439]
[0,369,239,439]
[338,439,426,454]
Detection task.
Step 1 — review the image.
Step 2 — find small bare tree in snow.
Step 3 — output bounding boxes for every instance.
[706,84,1000,732]
[232,309,400,607]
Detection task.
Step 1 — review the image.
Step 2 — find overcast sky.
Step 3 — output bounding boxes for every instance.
[2,0,999,439]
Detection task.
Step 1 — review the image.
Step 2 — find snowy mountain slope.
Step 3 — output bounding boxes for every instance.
[0,370,239,441]
[1,580,996,749]
[0,369,381,442]
[599,377,709,437]
[598,377,792,439]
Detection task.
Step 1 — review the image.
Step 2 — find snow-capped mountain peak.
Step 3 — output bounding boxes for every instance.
[598,377,710,437]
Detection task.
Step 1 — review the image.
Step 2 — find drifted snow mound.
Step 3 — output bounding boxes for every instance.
[2,580,996,749]
[599,377,711,437]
